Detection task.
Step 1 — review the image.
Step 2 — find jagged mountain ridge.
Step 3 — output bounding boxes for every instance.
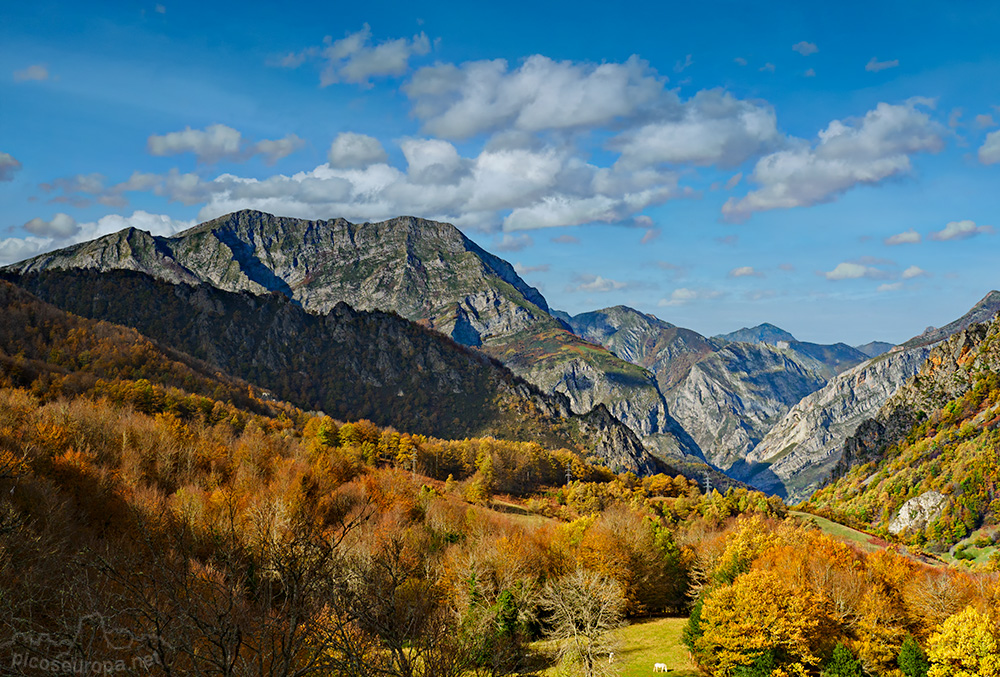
[6,269,665,475]
[4,210,697,461]
[899,289,1000,349]
[564,306,870,472]
[736,345,932,500]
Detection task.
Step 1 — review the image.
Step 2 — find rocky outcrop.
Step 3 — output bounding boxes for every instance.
[888,491,948,535]
[738,346,931,500]
[4,210,700,462]
[837,319,1000,476]
[662,342,828,469]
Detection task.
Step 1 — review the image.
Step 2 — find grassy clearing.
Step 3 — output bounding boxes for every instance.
[789,510,885,552]
[531,617,699,677]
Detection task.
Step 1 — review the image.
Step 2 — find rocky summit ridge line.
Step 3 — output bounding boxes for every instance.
[3,209,699,464]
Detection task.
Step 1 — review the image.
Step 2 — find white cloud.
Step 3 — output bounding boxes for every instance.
[877,282,903,292]
[723,99,944,221]
[551,234,580,244]
[792,42,818,56]
[901,265,929,279]
[492,233,533,252]
[514,262,549,275]
[729,266,763,278]
[13,64,49,82]
[975,114,996,128]
[866,57,899,72]
[640,228,660,244]
[884,228,921,245]
[0,211,194,266]
[929,219,994,241]
[23,213,79,238]
[251,135,305,165]
[147,125,302,164]
[759,63,776,73]
[150,138,680,233]
[658,287,723,306]
[278,24,430,87]
[612,89,782,169]
[823,262,889,280]
[979,130,1000,164]
[804,68,816,78]
[404,54,667,139]
[0,152,22,181]
[567,274,629,293]
[328,132,388,168]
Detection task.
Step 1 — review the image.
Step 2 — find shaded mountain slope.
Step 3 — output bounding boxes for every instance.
[4,210,693,460]
[6,269,662,474]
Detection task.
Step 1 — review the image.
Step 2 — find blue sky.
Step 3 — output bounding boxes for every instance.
[2,0,999,345]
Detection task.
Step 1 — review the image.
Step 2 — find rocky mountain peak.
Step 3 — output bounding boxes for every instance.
[714,322,797,345]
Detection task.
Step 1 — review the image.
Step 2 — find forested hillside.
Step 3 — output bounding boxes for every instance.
[4,270,664,474]
[809,315,1000,554]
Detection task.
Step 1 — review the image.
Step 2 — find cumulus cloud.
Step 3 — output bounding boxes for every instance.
[134,137,680,233]
[551,234,580,244]
[929,219,994,241]
[728,266,763,278]
[148,124,301,164]
[1,211,194,265]
[901,265,929,279]
[822,261,892,280]
[492,233,533,252]
[722,99,945,221]
[612,89,782,169]
[566,274,629,293]
[866,57,899,72]
[792,42,818,56]
[13,64,49,82]
[0,152,22,181]
[884,228,921,245]
[252,135,305,165]
[404,54,667,139]
[149,124,241,162]
[979,130,1000,164]
[658,287,723,306]
[328,132,388,168]
[878,282,903,292]
[759,63,776,73]
[277,24,430,87]
[23,213,79,238]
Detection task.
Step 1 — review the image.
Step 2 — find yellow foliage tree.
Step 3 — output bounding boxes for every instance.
[927,606,1000,677]
[697,569,835,675]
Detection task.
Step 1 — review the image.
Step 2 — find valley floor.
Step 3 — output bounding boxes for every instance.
[532,617,699,677]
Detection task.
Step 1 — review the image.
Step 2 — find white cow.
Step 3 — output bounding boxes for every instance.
[653,663,668,673]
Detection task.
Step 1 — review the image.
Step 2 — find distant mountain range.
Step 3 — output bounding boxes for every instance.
[5,209,998,502]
